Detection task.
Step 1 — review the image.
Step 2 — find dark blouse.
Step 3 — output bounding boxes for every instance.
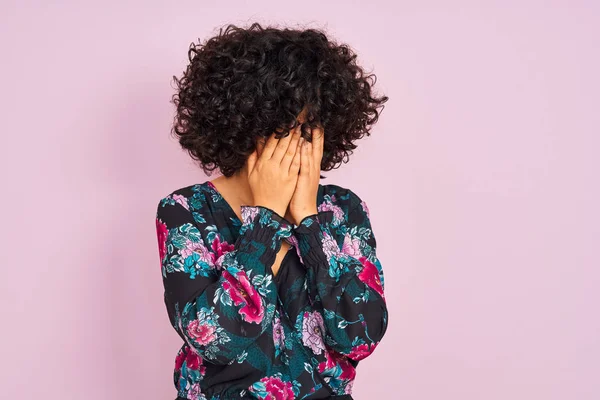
[155,180,388,400]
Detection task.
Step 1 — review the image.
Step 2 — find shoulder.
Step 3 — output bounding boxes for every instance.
[156,182,199,210]
[319,182,370,223]
[320,182,368,208]
[155,181,213,226]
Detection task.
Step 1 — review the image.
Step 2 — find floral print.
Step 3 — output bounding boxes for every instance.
[346,342,378,361]
[175,346,208,400]
[318,348,356,395]
[301,311,326,355]
[358,257,384,297]
[156,218,169,265]
[221,268,264,324]
[272,314,286,355]
[172,194,190,210]
[182,306,231,360]
[156,181,388,399]
[318,194,345,226]
[186,320,217,346]
[249,373,297,400]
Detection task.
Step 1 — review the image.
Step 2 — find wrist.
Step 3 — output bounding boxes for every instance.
[252,201,287,218]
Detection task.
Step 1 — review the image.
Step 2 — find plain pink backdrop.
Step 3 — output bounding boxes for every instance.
[1,1,599,399]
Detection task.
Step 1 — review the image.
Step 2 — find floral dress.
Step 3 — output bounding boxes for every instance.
[155,180,388,400]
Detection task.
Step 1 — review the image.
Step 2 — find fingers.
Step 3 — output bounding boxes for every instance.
[281,125,302,171]
[271,125,297,162]
[306,136,313,170]
[311,125,324,164]
[246,148,258,176]
[255,137,266,158]
[300,136,311,176]
[290,137,302,175]
[260,132,279,160]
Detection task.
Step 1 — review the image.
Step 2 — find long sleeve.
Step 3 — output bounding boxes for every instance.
[156,197,293,365]
[293,192,388,361]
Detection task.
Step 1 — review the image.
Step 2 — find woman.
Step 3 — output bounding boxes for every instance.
[155,23,389,400]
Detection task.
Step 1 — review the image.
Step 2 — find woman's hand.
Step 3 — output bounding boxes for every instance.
[288,125,324,225]
[246,125,303,217]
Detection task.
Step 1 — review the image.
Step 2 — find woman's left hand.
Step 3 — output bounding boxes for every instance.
[288,124,324,225]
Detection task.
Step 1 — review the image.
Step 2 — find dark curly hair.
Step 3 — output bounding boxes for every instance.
[170,22,388,177]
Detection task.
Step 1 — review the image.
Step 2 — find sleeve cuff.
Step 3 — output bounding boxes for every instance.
[292,210,336,270]
[294,210,335,234]
[236,205,294,256]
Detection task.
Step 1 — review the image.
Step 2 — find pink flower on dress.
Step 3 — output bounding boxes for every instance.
[341,234,362,258]
[252,375,295,400]
[360,200,370,219]
[346,342,378,361]
[172,194,190,210]
[211,235,234,258]
[184,350,204,372]
[317,348,336,371]
[187,352,207,376]
[175,346,207,374]
[318,202,344,225]
[357,257,384,296]
[273,315,285,348]
[321,230,342,262]
[241,206,260,225]
[187,383,207,400]
[301,311,326,355]
[180,239,209,260]
[345,380,354,394]
[156,218,169,264]
[318,348,356,381]
[180,236,234,270]
[187,320,217,346]
[211,236,235,269]
[222,269,264,324]
[175,348,187,370]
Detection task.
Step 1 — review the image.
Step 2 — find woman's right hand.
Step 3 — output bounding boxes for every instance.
[246,124,303,217]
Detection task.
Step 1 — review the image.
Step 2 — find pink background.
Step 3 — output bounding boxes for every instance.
[2,1,599,399]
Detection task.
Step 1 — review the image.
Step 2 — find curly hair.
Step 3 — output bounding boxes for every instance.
[170,22,388,177]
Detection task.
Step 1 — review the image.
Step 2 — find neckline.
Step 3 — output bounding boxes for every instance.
[203,179,325,226]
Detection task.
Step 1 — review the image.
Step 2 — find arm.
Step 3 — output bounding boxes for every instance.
[156,196,293,365]
[293,193,388,361]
